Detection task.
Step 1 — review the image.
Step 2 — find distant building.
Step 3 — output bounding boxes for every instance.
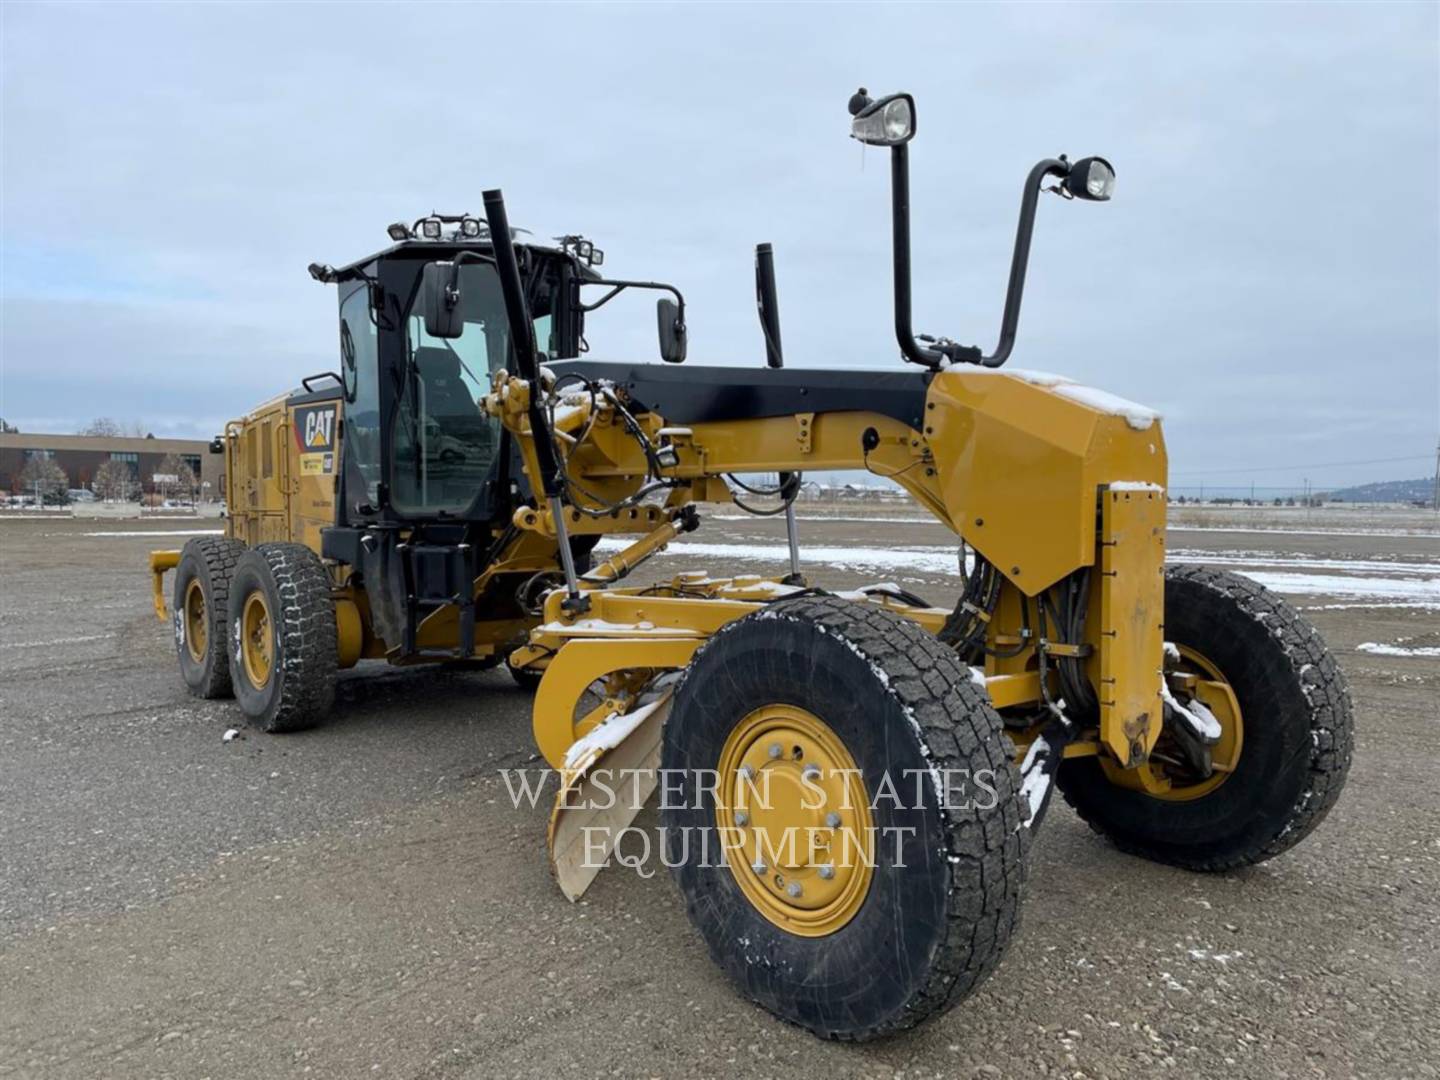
[0,433,223,499]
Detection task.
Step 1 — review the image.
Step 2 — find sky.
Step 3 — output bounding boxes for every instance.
[1,1,1436,494]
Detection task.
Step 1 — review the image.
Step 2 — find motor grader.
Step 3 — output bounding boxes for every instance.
[150,89,1352,1041]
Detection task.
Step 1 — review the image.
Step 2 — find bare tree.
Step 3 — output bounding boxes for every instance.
[80,417,124,437]
[92,459,134,501]
[154,453,197,503]
[18,456,67,502]
[0,417,17,433]
[80,418,151,438]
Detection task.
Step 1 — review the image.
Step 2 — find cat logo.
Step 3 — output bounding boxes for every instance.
[293,404,338,475]
[293,404,337,453]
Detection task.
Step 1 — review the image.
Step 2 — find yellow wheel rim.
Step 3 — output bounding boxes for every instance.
[1144,645,1245,802]
[716,705,874,937]
[183,579,207,664]
[240,591,274,691]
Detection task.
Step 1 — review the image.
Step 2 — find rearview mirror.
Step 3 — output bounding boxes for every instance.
[657,298,686,364]
[421,262,463,339]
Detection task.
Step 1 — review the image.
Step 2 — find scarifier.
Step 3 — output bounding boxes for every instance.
[149,89,1353,1040]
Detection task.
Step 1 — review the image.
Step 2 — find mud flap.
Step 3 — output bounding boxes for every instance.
[547,693,673,901]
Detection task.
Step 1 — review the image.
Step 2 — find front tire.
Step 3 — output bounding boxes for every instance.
[227,543,337,733]
[1058,565,1353,870]
[173,537,247,699]
[662,596,1027,1041]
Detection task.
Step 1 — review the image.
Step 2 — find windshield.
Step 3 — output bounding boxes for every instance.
[391,263,510,516]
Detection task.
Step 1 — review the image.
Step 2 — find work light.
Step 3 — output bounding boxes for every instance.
[850,92,915,147]
[386,222,410,241]
[460,217,482,238]
[420,218,443,240]
[1063,157,1116,202]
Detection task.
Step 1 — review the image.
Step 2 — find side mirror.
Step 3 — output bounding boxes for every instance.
[657,298,687,364]
[421,262,463,339]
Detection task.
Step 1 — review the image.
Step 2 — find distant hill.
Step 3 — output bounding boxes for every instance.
[1324,476,1434,504]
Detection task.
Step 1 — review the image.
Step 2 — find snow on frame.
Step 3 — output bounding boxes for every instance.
[1108,481,1165,493]
[1052,383,1160,431]
[562,698,667,771]
[961,367,1160,430]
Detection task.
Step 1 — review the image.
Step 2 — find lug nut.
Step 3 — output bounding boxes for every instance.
[767,742,782,759]
[818,864,836,880]
[824,812,842,828]
[786,882,803,898]
[734,810,748,827]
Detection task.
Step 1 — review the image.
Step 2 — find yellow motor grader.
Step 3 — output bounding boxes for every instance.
[150,89,1352,1040]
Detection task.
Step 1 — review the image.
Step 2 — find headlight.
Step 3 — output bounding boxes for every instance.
[1063,157,1116,202]
[850,93,916,147]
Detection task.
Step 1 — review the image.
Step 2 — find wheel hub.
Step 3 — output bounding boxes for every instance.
[715,705,873,937]
[1143,644,1244,801]
[240,591,274,690]
[183,579,207,663]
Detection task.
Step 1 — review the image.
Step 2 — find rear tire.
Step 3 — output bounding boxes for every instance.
[1057,565,1353,870]
[663,596,1027,1041]
[173,537,247,699]
[227,543,337,733]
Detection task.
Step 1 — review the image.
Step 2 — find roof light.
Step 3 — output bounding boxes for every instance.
[1062,156,1116,201]
[460,217,482,238]
[420,218,443,240]
[849,92,915,147]
[386,222,410,241]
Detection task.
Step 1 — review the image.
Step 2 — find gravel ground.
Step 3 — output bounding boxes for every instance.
[0,510,1436,1079]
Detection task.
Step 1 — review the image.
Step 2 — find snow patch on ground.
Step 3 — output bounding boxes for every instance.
[1357,641,1440,658]
[81,529,225,538]
[601,538,1440,604]
[1241,571,1440,604]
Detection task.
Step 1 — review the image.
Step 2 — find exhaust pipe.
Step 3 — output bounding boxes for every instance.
[755,242,784,369]
[483,188,587,612]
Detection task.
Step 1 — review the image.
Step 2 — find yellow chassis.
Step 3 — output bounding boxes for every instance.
[150,366,1171,795]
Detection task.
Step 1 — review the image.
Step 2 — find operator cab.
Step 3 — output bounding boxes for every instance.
[310,216,599,528]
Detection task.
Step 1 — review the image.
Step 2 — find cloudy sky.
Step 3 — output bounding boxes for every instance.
[2,2,1436,493]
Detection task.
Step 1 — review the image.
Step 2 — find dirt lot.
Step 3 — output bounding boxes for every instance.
[1,507,1436,1079]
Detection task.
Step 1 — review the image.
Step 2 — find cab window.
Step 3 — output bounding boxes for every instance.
[391,263,509,515]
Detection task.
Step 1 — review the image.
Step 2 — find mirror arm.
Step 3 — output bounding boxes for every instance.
[578,278,685,324]
[441,250,496,309]
[890,145,1075,371]
[975,157,1071,368]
